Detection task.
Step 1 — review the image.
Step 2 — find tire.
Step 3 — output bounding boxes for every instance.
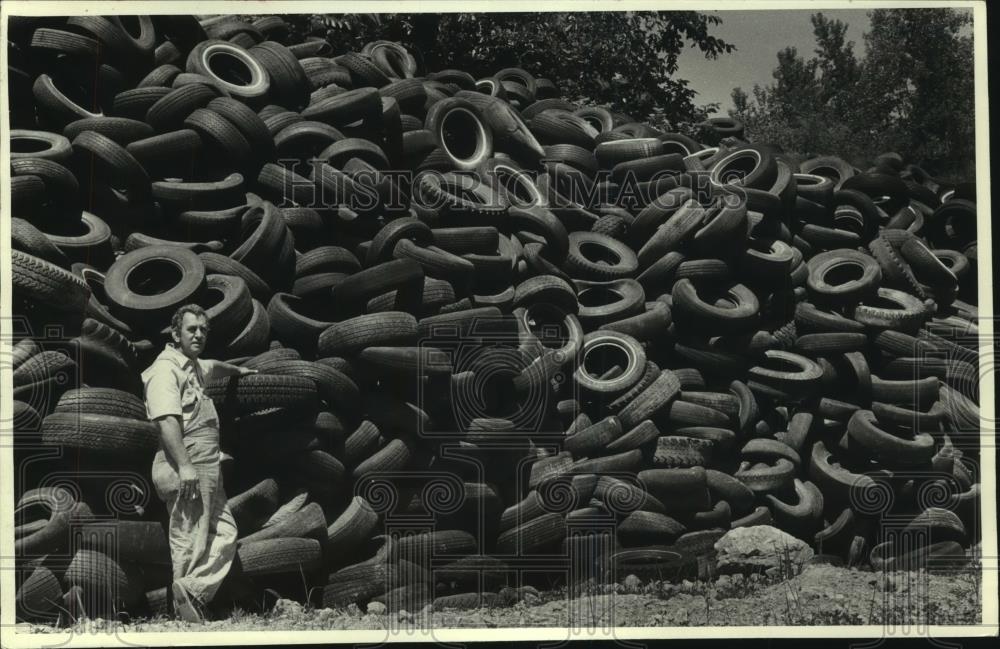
[237,537,323,577]
[296,246,361,278]
[794,300,865,334]
[242,40,309,111]
[636,198,706,268]
[54,387,146,420]
[204,372,319,416]
[14,487,81,557]
[144,83,220,132]
[227,478,281,537]
[231,201,296,291]
[74,520,171,567]
[10,158,80,211]
[330,259,424,316]
[301,87,382,125]
[806,248,883,307]
[318,312,418,357]
[637,467,711,514]
[529,111,597,149]
[139,63,182,88]
[352,437,413,479]
[747,350,825,400]
[366,218,433,267]
[205,97,276,161]
[238,501,328,546]
[197,274,253,348]
[791,331,867,356]
[41,411,159,456]
[496,512,566,555]
[63,116,154,146]
[564,417,623,456]
[543,143,599,176]
[594,138,665,169]
[343,420,383,468]
[671,279,759,336]
[173,204,243,241]
[11,175,48,215]
[611,152,684,184]
[319,137,389,170]
[617,511,686,547]
[336,51,391,87]
[39,211,115,268]
[424,98,494,171]
[573,330,646,396]
[849,287,927,330]
[124,128,203,178]
[393,240,475,287]
[16,563,63,622]
[32,71,104,129]
[254,358,359,413]
[869,540,966,573]
[573,106,615,134]
[102,246,206,327]
[12,250,91,314]
[64,550,143,611]
[11,218,72,269]
[618,370,682,430]
[653,436,714,469]
[262,293,334,356]
[323,558,416,609]
[185,40,271,105]
[61,16,146,67]
[432,226,500,256]
[869,374,939,408]
[197,252,271,304]
[606,546,698,583]
[563,232,639,281]
[705,469,755,518]
[674,258,732,284]
[326,496,380,568]
[152,173,245,214]
[183,108,254,171]
[799,155,856,190]
[574,278,645,329]
[11,129,73,163]
[734,458,796,494]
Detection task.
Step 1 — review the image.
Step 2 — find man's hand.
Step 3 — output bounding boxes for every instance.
[178,463,200,501]
[237,366,258,377]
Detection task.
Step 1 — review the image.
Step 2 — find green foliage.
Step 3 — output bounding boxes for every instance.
[257,12,733,130]
[730,9,974,180]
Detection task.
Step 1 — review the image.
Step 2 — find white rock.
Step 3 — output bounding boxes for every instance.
[272,598,303,617]
[714,525,814,576]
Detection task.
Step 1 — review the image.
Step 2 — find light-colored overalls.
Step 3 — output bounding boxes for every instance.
[142,343,237,608]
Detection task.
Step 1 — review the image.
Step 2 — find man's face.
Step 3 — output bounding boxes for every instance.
[173,312,209,359]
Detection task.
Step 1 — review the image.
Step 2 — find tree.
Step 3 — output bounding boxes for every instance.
[810,13,859,111]
[281,12,734,128]
[730,8,974,179]
[857,9,974,176]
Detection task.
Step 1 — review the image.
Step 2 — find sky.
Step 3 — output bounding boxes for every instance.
[675,9,873,116]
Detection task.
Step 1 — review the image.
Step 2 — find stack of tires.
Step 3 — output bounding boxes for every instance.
[10,13,980,623]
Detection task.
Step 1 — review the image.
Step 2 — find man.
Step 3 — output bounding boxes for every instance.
[141,304,257,623]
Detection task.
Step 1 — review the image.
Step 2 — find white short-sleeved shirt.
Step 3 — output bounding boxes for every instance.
[141,343,219,432]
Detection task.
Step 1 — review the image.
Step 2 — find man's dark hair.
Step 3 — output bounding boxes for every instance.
[170,304,209,334]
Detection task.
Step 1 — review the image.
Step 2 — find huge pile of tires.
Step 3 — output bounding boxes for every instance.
[10,13,981,623]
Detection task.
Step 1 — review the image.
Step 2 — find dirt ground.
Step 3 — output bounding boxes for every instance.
[18,562,983,634]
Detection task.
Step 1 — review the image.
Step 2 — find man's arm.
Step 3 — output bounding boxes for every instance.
[155,414,200,501]
[204,359,258,379]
